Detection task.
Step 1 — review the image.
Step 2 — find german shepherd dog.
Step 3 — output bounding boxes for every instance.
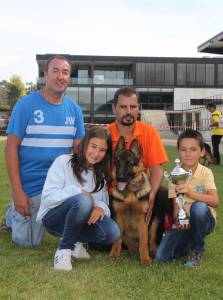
[109,137,153,264]
[199,143,217,166]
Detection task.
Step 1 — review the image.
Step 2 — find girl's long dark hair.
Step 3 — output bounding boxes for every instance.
[70,126,112,193]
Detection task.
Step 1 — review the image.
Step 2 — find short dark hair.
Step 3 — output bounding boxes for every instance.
[177,129,205,150]
[44,55,71,72]
[206,103,216,109]
[113,87,140,105]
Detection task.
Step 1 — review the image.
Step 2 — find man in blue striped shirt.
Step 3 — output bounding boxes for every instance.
[4,55,85,246]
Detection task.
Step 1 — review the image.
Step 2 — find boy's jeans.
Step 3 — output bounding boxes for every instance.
[156,201,215,262]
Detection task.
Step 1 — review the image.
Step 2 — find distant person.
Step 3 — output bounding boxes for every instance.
[206,103,223,165]
[37,126,120,271]
[3,55,85,246]
[156,129,219,267]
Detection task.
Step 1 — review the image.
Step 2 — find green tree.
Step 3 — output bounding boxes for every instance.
[25,82,37,95]
[0,80,9,104]
[7,75,26,108]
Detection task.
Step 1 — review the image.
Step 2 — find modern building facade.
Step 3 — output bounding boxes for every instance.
[36,54,223,125]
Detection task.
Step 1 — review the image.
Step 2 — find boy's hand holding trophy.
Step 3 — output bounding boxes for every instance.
[164,159,192,226]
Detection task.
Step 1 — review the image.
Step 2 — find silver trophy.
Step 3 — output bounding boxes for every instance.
[164,159,192,226]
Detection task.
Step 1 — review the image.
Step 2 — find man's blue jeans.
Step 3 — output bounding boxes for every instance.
[156,201,215,262]
[42,194,120,250]
[6,194,45,246]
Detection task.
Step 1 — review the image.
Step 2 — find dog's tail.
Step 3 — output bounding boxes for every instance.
[204,143,218,165]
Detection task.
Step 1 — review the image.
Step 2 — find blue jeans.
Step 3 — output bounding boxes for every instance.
[156,201,215,262]
[42,194,120,250]
[6,194,45,246]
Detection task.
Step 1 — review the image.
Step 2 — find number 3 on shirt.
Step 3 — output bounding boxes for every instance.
[34,110,44,124]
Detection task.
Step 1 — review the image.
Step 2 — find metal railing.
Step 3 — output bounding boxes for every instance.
[0,117,211,135]
[175,93,223,111]
[167,119,210,131]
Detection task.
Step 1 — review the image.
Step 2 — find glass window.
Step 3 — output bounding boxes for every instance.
[106,88,117,112]
[105,71,115,79]
[93,68,129,85]
[78,69,88,78]
[116,71,125,79]
[79,87,91,111]
[94,70,105,84]
[136,88,148,92]
[65,87,78,102]
[94,88,107,111]
[148,88,161,92]
[107,87,117,101]
[76,66,91,83]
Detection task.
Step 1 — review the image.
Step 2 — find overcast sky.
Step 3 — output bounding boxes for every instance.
[1,0,223,84]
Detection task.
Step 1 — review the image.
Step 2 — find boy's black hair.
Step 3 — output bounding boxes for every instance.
[177,129,205,150]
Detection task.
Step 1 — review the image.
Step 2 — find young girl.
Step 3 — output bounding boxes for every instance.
[156,129,219,267]
[37,126,120,271]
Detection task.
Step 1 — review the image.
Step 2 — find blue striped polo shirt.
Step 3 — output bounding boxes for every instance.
[7,91,85,197]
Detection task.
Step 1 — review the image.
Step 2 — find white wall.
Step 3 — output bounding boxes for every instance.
[174,88,223,110]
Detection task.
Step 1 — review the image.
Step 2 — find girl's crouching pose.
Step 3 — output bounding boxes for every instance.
[37,126,120,270]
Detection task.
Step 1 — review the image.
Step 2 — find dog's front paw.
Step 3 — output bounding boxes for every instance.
[109,240,122,259]
[140,256,153,265]
[109,251,120,259]
[109,247,121,259]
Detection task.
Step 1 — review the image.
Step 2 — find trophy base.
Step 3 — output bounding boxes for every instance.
[177,218,189,226]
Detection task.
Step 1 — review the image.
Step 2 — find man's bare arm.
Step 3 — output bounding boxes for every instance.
[149,165,164,198]
[73,139,82,153]
[5,135,32,216]
[146,165,164,222]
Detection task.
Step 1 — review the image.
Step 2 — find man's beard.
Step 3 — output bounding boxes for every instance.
[121,114,135,126]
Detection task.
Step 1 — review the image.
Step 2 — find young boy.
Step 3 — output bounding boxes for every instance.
[156,129,219,267]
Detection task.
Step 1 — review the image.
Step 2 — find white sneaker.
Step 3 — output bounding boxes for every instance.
[71,242,90,259]
[54,249,72,271]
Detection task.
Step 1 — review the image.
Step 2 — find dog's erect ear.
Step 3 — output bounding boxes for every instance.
[130,139,142,160]
[115,136,126,152]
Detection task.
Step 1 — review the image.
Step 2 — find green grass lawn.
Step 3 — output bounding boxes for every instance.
[0,140,223,300]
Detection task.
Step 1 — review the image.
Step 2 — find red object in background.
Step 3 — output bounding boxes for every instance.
[164,213,174,230]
